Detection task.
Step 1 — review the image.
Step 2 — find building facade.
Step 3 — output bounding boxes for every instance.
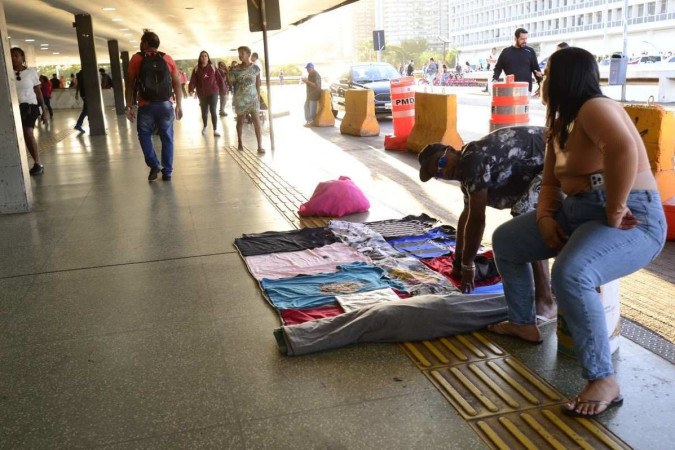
[352,0,451,52]
[448,0,675,62]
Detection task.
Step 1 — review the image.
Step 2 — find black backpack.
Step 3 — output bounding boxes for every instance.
[136,51,172,102]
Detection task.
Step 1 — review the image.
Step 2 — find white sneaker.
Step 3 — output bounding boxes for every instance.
[213,130,220,137]
[202,127,207,135]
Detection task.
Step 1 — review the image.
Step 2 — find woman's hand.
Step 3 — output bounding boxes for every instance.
[617,208,639,230]
[538,216,568,250]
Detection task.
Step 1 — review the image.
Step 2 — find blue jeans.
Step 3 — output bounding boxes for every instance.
[304,100,317,122]
[137,101,174,175]
[493,190,666,380]
[76,99,87,127]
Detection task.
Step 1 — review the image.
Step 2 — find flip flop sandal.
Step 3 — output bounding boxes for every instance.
[562,395,624,418]
[536,315,557,326]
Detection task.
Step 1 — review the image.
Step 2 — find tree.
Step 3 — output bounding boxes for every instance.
[400,38,429,63]
[357,37,433,68]
[357,39,377,62]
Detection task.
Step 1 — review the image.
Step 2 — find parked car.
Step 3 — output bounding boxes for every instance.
[629,55,663,64]
[668,55,675,63]
[330,62,400,116]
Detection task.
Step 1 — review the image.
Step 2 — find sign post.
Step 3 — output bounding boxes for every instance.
[247,0,281,151]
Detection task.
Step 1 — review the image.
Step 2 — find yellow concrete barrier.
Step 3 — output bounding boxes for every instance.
[624,104,675,173]
[656,170,675,202]
[339,89,380,137]
[406,92,464,153]
[312,89,335,127]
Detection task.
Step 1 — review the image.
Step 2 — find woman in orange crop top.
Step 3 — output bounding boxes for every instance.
[487,47,667,418]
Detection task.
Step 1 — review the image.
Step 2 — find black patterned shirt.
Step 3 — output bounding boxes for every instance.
[457,126,546,213]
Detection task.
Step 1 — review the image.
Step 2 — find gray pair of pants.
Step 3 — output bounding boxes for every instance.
[219,93,228,114]
[279,293,507,356]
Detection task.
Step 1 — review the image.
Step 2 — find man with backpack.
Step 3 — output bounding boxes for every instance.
[125,30,183,181]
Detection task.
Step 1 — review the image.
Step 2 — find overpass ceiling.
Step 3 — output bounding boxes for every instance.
[3,0,356,66]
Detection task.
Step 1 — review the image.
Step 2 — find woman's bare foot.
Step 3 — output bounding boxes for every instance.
[237,143,244,151]
[535,295,557,321]
[563,376,623,417]
[487,321,543,344]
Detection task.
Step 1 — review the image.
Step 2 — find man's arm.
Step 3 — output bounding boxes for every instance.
[460,190,488,293]
[492,51,504,81]
[530,50,543,82]
[171,69,183,120]
[451,204,469,277]
[125,58,138,121]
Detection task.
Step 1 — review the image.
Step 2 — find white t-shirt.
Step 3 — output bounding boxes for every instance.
[15,67,40,104]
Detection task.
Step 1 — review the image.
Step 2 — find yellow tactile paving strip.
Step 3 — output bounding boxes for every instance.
[38,128,77,152]
[400,335,631,449]
[230,146,632,450]
[224,145,330,229]
[473,408,631,450]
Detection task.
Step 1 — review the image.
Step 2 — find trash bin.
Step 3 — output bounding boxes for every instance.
[557,280,621,358]
[609,54,627,85]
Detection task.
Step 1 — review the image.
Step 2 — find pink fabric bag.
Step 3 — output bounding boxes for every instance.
[298,176,370,218]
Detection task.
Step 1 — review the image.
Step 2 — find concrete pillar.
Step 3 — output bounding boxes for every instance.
[73,14,106,135]
[121,51,131,104]
[120,51,130,87]
[108,40,125,114]
[0,4,32,213]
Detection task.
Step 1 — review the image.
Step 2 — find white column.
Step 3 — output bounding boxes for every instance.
[0,3,32,214]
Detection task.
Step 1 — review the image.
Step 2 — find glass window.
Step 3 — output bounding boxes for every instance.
[648,2,656,14]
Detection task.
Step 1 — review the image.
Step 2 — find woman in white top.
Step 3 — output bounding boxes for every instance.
[11,47,47,175]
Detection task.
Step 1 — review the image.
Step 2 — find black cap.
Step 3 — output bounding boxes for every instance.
[418,143,451,182]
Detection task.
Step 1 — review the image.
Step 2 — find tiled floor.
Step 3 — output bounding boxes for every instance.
[1,87,673,448]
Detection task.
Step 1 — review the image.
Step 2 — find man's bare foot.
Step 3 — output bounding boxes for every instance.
[487,321,543,344]
[237,143,244,151]
[563,377,623,417]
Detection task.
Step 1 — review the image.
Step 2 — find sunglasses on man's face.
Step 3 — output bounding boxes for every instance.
[434,149,449,179]
[15,71,21,81]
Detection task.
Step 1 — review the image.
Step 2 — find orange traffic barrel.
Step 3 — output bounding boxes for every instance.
[385,77,416,150]
[489,74,529,132]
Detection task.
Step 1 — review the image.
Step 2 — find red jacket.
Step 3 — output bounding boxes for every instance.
[188,64,225,97]
[41,79,52,97]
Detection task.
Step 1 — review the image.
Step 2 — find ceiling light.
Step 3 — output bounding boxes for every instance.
[25,39,35,42]
[52,52,60,54]
[40,43,49,47]
[112,18,122,22]
[102,7,116,11]
[119,28,129,31]
[40,47,48,50]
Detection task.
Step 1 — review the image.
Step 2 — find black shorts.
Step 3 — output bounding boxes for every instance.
[20,103,41,128]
